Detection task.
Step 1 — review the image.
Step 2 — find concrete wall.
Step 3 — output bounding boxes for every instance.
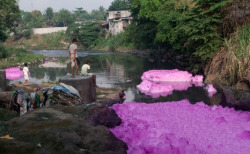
[32,27,67,35]
[107,10,132,35]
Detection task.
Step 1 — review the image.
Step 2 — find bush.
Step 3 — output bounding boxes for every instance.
[0,43,8,59]
[14,29,33,40]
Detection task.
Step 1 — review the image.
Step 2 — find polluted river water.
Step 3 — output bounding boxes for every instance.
[5,50,250,153]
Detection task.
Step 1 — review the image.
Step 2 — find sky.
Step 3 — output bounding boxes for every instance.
[18,0,114,12]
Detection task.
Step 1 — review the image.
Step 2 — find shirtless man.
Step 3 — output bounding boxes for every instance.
[69,38,80,75]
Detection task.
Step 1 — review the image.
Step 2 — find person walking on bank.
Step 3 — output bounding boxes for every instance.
[69,38,80,75]
[81,60,97,87]
[23,63,30,83]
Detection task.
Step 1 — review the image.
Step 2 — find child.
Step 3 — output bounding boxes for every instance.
[81,60,97,87]
[23,63,30,83]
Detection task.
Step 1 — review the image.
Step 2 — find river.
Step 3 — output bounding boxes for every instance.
[7,50,220,105]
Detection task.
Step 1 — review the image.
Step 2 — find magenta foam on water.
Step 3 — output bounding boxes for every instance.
[5,67,24,80]
[110,100,250,154]
[137,70,204,98]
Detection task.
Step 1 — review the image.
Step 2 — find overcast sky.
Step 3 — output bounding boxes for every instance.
[18,0,114,12]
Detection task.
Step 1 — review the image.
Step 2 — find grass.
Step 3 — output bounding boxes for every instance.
[224,24,250,83]
[94,32,135,51]
[5,31,70,50]
[0,45,44,69]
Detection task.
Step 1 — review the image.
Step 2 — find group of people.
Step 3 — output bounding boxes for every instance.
[22,38,97,87]
[69,38,97,87]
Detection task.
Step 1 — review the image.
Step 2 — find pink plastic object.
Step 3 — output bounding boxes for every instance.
[110,100,250,154]
[52,57,57,61]
[5,67,24,80]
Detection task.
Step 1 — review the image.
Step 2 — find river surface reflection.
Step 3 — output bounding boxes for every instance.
[8,50,220,104]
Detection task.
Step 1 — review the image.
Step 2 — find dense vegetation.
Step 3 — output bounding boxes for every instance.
[125,0,249,61]
[0,0,44,68]
[21,6,107,29]
[0,0,20,42]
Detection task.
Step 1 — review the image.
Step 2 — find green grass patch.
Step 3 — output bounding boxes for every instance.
[0,44,44,69]
[94,32,134,51]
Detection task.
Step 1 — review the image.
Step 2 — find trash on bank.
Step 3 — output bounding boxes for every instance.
[6,83,82,115]
[0,134,14,140]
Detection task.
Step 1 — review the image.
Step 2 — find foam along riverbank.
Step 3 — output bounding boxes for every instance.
[137,69,205,98]
[110,100,250,154]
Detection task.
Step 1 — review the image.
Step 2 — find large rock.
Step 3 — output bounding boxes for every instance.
[0,70,6,91]
[83,103,121,128]
[97,87,126,106]
[0,105,128,153]
[221,87,250,111]
[59,75,96,103]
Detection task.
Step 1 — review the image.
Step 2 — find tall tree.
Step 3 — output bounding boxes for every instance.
[45,7,54,27]
[108,0,130,11]
[0,0,20,42]
[73,7,89,21]
[55,9,74,27]
[30,10,44,28]
[89,6,107,20]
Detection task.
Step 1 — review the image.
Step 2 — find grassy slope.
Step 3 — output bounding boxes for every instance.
[0,47,44,69]
[205,24,250,85]
[5,32,69,50]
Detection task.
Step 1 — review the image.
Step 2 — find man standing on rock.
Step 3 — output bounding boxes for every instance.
[69,38,80,76]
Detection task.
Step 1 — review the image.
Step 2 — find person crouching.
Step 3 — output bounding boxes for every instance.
[81,60,97,87]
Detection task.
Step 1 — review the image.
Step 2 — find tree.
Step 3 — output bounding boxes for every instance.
[108,0,130,11]
[0,0,20,42]
[89,6,107,20]
[127,0,233,60]
[73,7,89,21]
[30,10,44,28]
[45,7,54,27]
[55,9,74,27]
[78,22,102,48]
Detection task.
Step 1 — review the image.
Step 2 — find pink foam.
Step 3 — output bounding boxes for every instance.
[141,69,193,82]
[206,84,217,97]
[137,80,192,98]
[192,75,204,87]
[138,70,203,97]
[5,67,24,80]
[110,101,250,154]
[5,67,20,73]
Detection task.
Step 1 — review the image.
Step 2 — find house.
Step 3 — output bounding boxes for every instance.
[107,10,132,35]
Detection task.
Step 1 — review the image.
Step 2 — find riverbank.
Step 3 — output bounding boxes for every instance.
[204,24,250,89]
[4,23,250,90]
[4,32,69,50]
[0,81,127,153]
[0,45,44,69]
